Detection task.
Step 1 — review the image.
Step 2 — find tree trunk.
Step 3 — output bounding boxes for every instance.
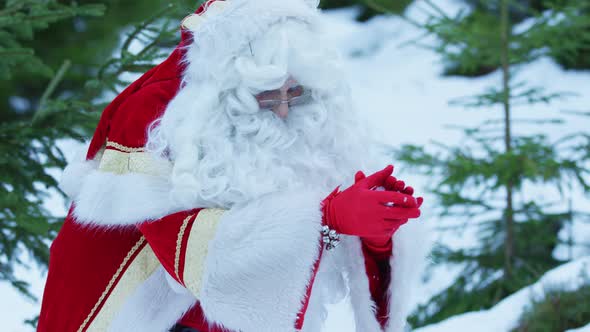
[500,0,514,280]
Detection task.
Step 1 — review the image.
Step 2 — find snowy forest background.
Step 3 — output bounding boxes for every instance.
[1,0,590,331]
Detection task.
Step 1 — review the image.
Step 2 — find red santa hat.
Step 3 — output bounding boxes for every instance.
[66,1,232,218]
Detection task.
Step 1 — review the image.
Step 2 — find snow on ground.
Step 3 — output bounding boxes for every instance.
[568,323,590,332]
[2,1,589,331]
[414,257,590,332]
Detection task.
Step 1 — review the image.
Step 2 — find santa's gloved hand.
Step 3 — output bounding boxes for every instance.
[322,165,421,242]
[353,169,424,250]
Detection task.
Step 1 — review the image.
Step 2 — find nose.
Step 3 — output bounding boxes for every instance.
[272,86,290,118]
[273,102,289,118]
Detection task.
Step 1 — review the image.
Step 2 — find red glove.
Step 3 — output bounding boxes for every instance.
[353,170,424,250]
[357,172,424,211]
[322,165,421,240]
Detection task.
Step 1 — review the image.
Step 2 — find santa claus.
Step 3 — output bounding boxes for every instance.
[38,1,426,331]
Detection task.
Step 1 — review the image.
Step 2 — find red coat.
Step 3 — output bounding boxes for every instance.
[39,208,391,331]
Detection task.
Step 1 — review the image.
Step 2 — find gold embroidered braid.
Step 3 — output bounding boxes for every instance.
[175,214,195,282]
[106,141,146,153]
[77,237,146,332]
[183,209,225,297]
[98,149,171,176]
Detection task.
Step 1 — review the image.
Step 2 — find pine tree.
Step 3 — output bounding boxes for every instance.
[441,0,590,75]
[0,0,105,300]
[512,277,590,331]
[1,0,197,121]
[383,0,590,327]
[1,0,199,311]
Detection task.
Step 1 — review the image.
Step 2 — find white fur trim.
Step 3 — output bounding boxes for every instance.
[109,267,196,332]
[184,0,317,32]
[197,190,325,332]
[343,237,384,331]
[60,150,188,226]
[71,169,183,226]
[76,184,425,331]
[165,271,192,295]
[300,248,347,332]
[386,221,429,332]
[58,143,98,198]
[59,158,100,199]
[331,222,428,332]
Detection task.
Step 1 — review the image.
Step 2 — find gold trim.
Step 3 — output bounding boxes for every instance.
[181,2,228,30]
[183,209,225,297]
[106,141,146,153]
[78,237,147,332]
[98,149,129,175]
[181,14,204,30]
[98,149,171,176]
[83,238,160,331]
[175,214,195,282]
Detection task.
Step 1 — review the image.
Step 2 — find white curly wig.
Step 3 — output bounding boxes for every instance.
[147,0,382,208]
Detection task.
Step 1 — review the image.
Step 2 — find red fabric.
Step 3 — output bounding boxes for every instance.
[363,242,393,329]
[86,46,185,159]
[353,171,423,249]
[321,181,397,330]
[294,244,324,330]
[352,169,421,329]
[179,303,230,332]
[323,166,419,238]
[137,210,201,285]
[363,238,393,261]
[40,20,201,323]
[195,0,222,15]
[85,0,218,159]
[138,207,234,332]
[38,209,145,331]
[140,206,324,331]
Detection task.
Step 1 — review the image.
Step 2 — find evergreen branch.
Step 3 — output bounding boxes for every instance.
[32,59,71,125]
[476,118,564,126]
[421,0,451,20]
[407,0,590,326]
[363,0,395,15]
[121,3,175,54]
[553,133,584,146]
[398,12,423,30]
[0,2,25,17]
[0,48,33,57]
[98,4,176,82]
[96,58,120,81]
[562,110,590,117]
[557,240,590,247]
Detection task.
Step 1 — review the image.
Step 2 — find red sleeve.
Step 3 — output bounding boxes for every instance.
[137,209,202,286]
[138,203,325,332]
[362,240,393,329]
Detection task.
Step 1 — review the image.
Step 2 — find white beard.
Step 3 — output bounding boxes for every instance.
[146,19,385,208]
[147,85,375,208]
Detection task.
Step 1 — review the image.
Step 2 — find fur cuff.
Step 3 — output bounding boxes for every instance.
[385,221,429,332]
[197,190,325,332]
[338,221,428,332]
[60,152,186,226]
[108,268,196,332]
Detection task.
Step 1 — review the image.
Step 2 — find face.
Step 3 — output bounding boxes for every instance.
[254,77,310,119]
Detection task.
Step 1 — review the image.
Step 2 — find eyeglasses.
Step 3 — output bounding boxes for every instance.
[255,83,313,110]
